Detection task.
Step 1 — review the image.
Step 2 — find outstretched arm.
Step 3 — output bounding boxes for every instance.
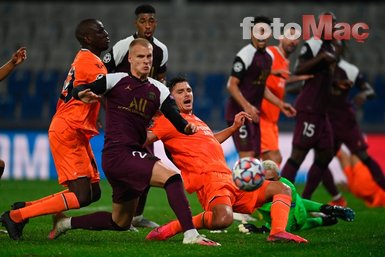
[296,51,336,75]
[72,76,107,103]
[0,47,27,81]
[264,87,296,117]
[214,112,251,143]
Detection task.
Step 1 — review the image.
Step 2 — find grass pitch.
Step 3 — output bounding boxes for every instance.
[1,180,384,257]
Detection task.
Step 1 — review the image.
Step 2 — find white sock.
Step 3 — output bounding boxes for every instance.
[184,229,199,239]
[332,193,342,201]
[132,214,143,222]
[63,217,72,229]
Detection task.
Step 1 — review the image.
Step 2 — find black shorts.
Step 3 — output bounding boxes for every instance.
[102,146,160,203]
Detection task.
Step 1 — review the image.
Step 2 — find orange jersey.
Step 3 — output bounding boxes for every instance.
[150,113,230,193]
[51,49,107,137]
[260,46,289,123]
[345,161,385,207]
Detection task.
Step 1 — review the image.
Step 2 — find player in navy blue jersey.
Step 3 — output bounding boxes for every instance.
[102,4,168,228]
[226,16,296,160]
[48,38,220,246]
[103,4,167,82]
[280,12,338,200]
[226,17,296,222]
[317,39,385,205]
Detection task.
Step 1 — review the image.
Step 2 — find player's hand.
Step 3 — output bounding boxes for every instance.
[244,104,260,123]
[238,223,270,234]
[233,112,252,129]
[78,88,101,104]
[11,47,27,66]
[281,102,296,117]
[184,123,197,135]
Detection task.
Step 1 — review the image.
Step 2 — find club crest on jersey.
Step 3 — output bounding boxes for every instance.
[103,53,112,63]
[233,62,243,72]
[147,92,156,101]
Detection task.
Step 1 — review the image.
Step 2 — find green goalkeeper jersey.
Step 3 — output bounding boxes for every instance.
[258,177,322,231]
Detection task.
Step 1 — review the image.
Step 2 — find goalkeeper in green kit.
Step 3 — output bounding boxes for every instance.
[239,160,355,234]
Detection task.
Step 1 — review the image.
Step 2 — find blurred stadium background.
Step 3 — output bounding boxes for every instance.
[0,0,384,181]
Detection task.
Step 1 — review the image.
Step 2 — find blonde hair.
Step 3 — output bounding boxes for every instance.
[262,160,280,179]
[129,38,151,50]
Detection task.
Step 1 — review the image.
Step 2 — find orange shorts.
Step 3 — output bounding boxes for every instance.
[260,118,279,153]
[195,171,270,214]
[48,118,100,186]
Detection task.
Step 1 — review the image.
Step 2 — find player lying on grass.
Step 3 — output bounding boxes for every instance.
[239,160,355,234]
[145,76,308,243]
[337,149,385,207]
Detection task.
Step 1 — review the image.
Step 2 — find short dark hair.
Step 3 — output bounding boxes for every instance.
[135,4,156,16]
[167,76,188,92]
[75,19,98,44]
[253,16,272,26]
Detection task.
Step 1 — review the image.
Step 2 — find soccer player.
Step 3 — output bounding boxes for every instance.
[0,19,109,240]
[337,149,385,207]
[146,77,308,243]
[48,38,219,246]
[103,4,167,82]
[102,4,168,228]
[280,12,338,200]
[239,160,355,234]
[0,46,27,179]
[316,39,385,206]
[225,16,296,161]
[260,28,313,165]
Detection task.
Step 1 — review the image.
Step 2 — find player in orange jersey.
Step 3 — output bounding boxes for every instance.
[337,149,385,207]
[260,27,313,165]
[145,76,308,243]
[0,46,27,179]
[1,19,110,240]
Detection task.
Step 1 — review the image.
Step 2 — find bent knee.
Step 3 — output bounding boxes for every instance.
[212,213,233,230]
[266,181,292,198]
[77,194,93,207]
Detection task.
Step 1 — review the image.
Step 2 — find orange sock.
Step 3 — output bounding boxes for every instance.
[25,189,69,207]
[192,211,213,229]
[10,191,80,222]
[167,211,214,236]
[269,194,291,235]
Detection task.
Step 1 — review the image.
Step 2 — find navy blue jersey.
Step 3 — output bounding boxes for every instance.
[102,73,169,149]
[102,34,168,79]
[225,44,273,121]
[294,38,335,114]
[330,59,367,109]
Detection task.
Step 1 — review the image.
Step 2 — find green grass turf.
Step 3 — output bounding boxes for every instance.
[1,180,384,257]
